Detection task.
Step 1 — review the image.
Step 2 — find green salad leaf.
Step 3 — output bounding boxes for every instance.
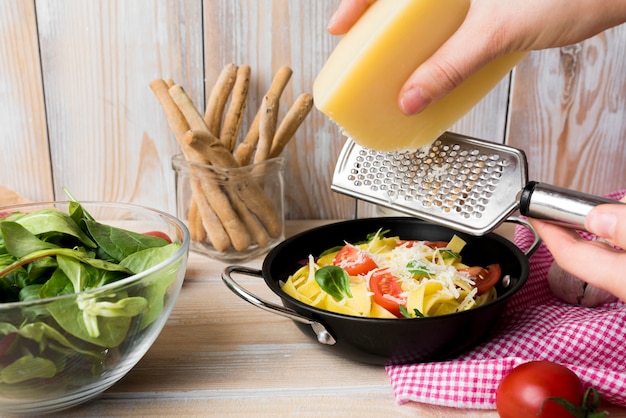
[0,198,183,391]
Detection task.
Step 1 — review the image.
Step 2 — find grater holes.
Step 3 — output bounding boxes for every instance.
[347,142,508,220]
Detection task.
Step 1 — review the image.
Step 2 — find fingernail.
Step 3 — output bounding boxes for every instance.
[400,87,432,115]
[586,211,617,239]
[327,11,338,31]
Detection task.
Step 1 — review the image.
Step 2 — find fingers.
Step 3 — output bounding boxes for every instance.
[530,218,626,302]
[327,0,375,35]
[398,9,504,115]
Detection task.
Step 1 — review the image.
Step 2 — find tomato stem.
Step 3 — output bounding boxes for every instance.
[543,388,608,418]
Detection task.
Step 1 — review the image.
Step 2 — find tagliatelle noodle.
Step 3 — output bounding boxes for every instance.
[281,233,498,319]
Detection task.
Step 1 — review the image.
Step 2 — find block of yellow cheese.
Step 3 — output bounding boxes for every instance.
[313,0,526,151]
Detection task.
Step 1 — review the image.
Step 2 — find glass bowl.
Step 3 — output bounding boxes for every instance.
[0,201,190,414]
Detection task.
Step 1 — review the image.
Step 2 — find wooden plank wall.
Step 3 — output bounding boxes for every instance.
[1,0,624,221]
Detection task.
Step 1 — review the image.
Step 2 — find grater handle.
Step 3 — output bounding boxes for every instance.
[519,181,623,231]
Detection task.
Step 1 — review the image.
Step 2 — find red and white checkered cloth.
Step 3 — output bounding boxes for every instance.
[386,189,626,409]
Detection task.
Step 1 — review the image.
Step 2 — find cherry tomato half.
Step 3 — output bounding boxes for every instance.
[333,245,378,276]
[369,270,405,317]
[496,361,583,418]
[460,263,501,295]
[144,231,172,243]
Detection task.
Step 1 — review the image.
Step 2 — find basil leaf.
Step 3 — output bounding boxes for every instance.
[439,249,460,260]
[407,260,432,277]
[314,265,352,301]
[399,304,424,318]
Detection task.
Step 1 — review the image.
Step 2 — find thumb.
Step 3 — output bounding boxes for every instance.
[585,197,626,249]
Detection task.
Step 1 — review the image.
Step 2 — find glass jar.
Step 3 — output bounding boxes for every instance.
[172,154,285,263]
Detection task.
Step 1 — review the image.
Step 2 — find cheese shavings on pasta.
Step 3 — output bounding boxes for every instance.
[280,231,498,319]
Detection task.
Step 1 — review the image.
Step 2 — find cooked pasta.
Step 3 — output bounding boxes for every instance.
[280,230,499,319]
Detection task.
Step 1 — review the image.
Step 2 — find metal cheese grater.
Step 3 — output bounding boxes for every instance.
[331,132,621,236]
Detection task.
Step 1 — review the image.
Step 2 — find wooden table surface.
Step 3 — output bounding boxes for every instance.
[39,220,625,418]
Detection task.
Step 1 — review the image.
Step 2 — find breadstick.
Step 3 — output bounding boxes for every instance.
[204,63,238,136]
[233,142,256,166]
[151,78,221,245]
[168,84,211,133]
[232,180,283,238]
[187,197,207,242]
[254,93,279,164]
[194,166,251,251]
[185,130,282,238]
[164,78,175,88]
[226,188,270,248]
[179,130,251,251]
[270,93,313,158]
[150,79,190,142]
[234,66,293,165]
[220,65,250,152]
[184,129,238,169]
[189,177,231,251]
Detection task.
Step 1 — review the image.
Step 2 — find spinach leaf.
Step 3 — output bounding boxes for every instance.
[0,221,58,259]
[85,219,169,263]
[120,243,182,329]
[18,284,42,302]
[314,265,353,301]
[39,268,75,299]
[47,292,142,347]
[11,209,96,248]
[0,247,132,280]
[18,322,104,359]
[0,355,57,384]
[68,199,95,224]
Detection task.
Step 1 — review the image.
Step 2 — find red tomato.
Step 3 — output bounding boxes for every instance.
[496,361,583,418]
[369,270,405,317]
[460,263,501,295]
[0,333,17,357]
[144,230,172,243]
[333,245,378,276]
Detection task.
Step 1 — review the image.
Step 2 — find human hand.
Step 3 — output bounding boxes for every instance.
[530,195,626,302]
[328,0,626,115]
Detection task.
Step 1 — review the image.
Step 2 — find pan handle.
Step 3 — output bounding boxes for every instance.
[519,181,623,232]
[221,265,337,346]
[504,216,542,257]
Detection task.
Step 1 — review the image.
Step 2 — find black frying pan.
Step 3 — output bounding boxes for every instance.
[222,217,539,365]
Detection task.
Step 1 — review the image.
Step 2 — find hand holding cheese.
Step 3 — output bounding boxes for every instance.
[315,0,525,151]
[327,0,626,119]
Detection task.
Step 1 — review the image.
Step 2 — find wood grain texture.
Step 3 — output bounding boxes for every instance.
[509,26,626,197]
[35,0,204,212]
[0,0,54,201]
[202,0,353,219]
